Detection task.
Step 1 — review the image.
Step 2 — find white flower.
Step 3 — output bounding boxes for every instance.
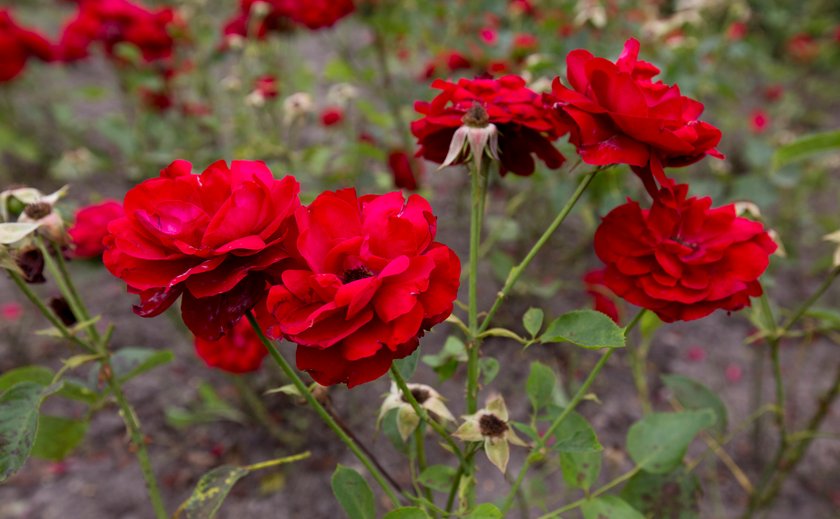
[378,383,455,441]
[453,394,527,473]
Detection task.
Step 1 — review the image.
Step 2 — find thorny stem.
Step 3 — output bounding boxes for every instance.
[478,169,599,336]
[246,311,402,507]
[466,158,489,415]
[389,367,467,469]
[500,309,647,515]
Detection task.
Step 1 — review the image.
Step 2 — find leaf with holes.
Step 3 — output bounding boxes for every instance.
[560,450,602,491]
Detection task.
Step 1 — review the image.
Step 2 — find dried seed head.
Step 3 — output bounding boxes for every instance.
[24,202,52,220]
[462,102,490,128]
[479,413,508,438]
[403,387,431,404]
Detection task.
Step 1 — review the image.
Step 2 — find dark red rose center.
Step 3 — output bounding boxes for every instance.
[479,413,508,437]
[341,266,374,284]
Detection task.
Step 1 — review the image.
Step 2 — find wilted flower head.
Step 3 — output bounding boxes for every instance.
[453,394,527,473]
[283,92,314,124]
[379,382,455,440]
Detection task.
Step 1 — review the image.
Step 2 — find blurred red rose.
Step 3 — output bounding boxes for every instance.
[265,189,460,387]
[511,33,538,58]
[222,0,353,41]
[1,302,23,322]
[750,109,768,134]
[726,21,748,41]
[786,33,819,62]
[594,184,777,322]
[387,150,422,191]
[57,0,179,63]
[412,75,568,176]
[194,316,267,373]
[583,269,620,323]
[254,75,279,99]
[422,50,472,79]
[104,160,300,340]
[551,38,723,194]
[69,200,124,258]
[320,106,344,126]
[0,10,54,82]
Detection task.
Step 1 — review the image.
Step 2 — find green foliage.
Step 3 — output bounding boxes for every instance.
[108,347,175,384]
[31,415,88,461]
[581,495,645,519]
[540,310,625,350]
[331,465,376,519]
[479,357,500,385]
[165,382,246,428]
[421,336,467,381]
[393,348,420,380]
[418,464,457,492]
[773,130,840,170]
[621,468,701,519]
[626,411,715,474]
[662,374,728,437]
[383,508,430,519]
[549,408,602,454]
[0,382,62,482]
[523,307,544,337]
[465,503,503,518]
[526,361,556,413]
[560,450,602,492]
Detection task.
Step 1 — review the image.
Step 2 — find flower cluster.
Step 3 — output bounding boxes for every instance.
[222,0,354,42]
[104,161,459,386]
[0,10,54,82]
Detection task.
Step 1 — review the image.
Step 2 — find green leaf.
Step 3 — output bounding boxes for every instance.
[620,467,701,519]
[548,408,602,453]
[380,408,409,454]
[523,307,544,337]
[465,503,502,518]
[0,382,61,481]
[418,464,457,492]
[175,454,309,518]
[479,357,500,385]
[581,495,645,519]
[31,415,88,461]
[383,508,430,519]
[0,366,53,394]
[541,310,625,349]
[662,374,728,436]
[331,465,376,519]
[560,450,602,491]
[773,130,840,169]
[393,348,420,380]
[640,311,663,340]
[422,336,467,382]
[526,361,556,413]
[109,348,174,384]
[626,410,715,473]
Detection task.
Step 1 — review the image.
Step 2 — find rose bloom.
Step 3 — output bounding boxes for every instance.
[222,0,354,40]
[551,38,723,192]
[57,0,179,63]
[387,150,422,191]
[320,106,344,126]
[194,316,267,373]
[412,75,568,176]
[69,200,124,258]
[583,269,620,323]
[750,109,769,134]
[265,189,460,387]
[254,75,279,99]
[594,184,777,322]
[0,10,54,82]
[421,50,472,80]
[103,160,300,340]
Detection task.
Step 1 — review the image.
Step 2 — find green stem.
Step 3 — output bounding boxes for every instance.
[466,157,488,415]
[780,266,840,332]
[537,464,644,519]
[246,312,402,507]
[389,367,467,468]
[8,270,91,351]
[500,309,646,515]
[478,169,598,335]
[414,424,436,517]
[103,364,168,519]
[629,336,653,415]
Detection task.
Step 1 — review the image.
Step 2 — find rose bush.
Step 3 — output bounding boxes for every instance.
[265,188,460,387]
[0,10,53,82]
[594,184,777,322]
[103,160,300,340]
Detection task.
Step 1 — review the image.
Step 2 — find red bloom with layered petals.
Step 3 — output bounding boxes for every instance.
[69,200,124,258]
[551,38,723,193]
[388,150,422,191]
[103,160,300,340]
[265,189,460,387]
[57,0,179,63]
[194,316,267,373]
[0,10,54,82]
[412,75,568,176]
[594,184,777,322]
[222,0,354,41]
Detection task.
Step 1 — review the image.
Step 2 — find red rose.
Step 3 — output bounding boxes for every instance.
[583,269,620,323]
[320,106,344,127]
[286,0,354,30]
[265,189,460,387]
[69,200,124,258]
[421,50,472,80]
[0,10,54,82]
[58,0,178,63]
[594,184,777,322]
[254,75,279,99]
[104,160,300,340]
[387,150,422,191]
[194,316,267,373]
[412,75,568,176]
[551,38,723,193]
[222,0,353,41]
